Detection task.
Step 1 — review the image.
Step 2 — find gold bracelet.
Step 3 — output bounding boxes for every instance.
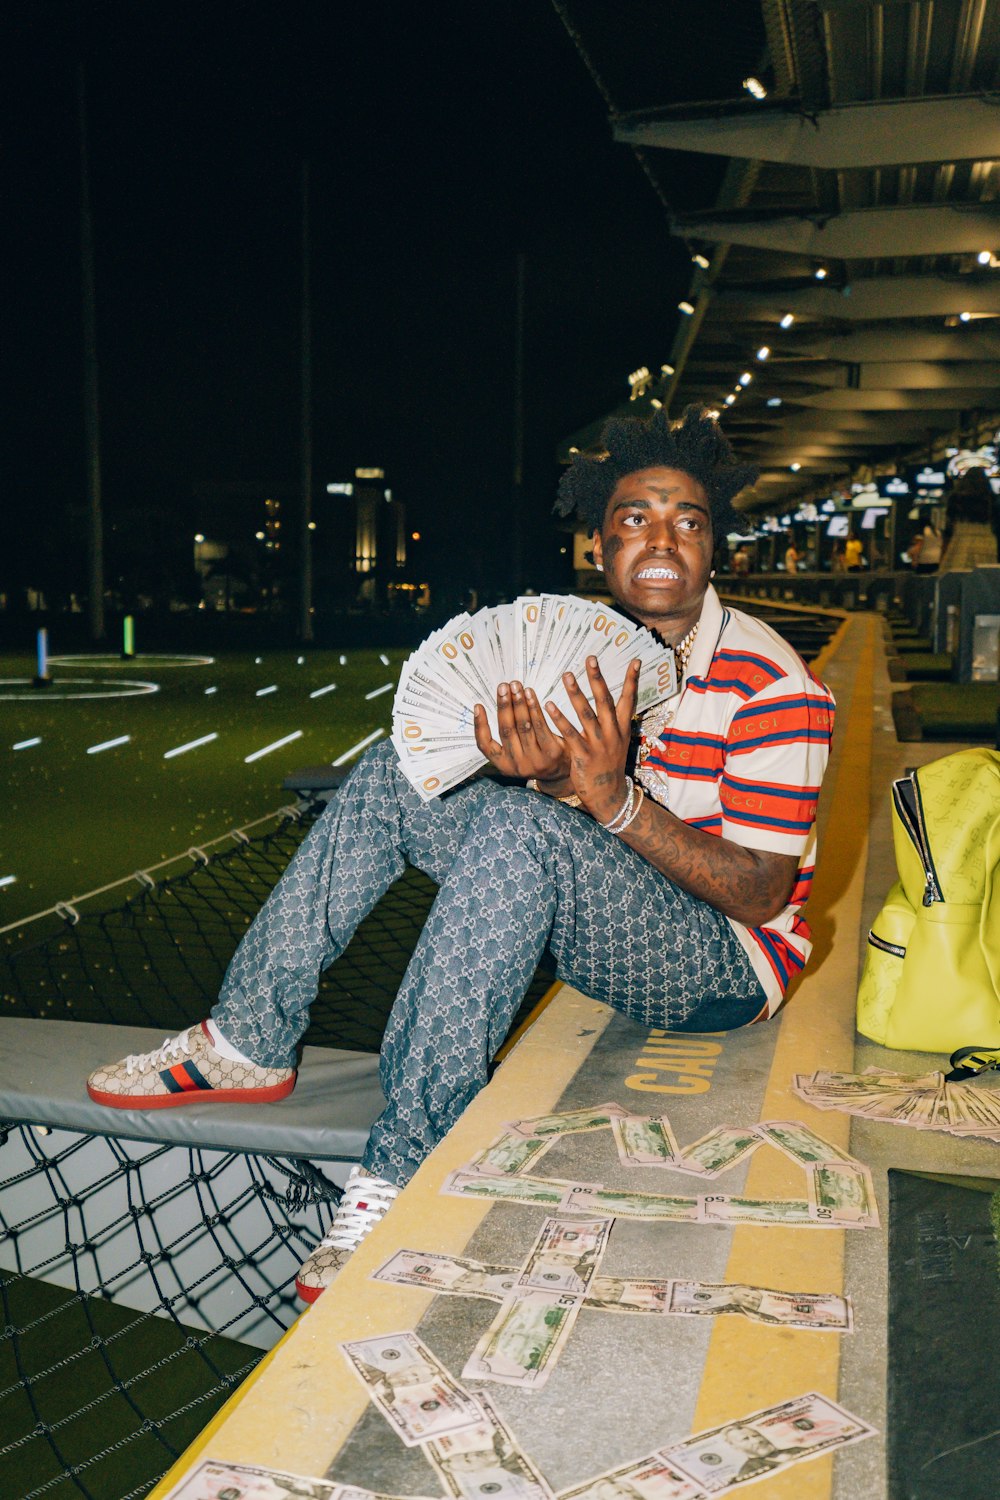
[526,778,583,808]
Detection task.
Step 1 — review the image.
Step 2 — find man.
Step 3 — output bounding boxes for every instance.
[87,406,834,1301]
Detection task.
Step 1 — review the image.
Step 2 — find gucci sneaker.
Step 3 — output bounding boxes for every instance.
[86,1022,296,1109]
[295,1166,399,1302]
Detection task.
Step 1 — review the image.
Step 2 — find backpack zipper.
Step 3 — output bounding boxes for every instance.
[891,772,943,906]
[867,930,906,959]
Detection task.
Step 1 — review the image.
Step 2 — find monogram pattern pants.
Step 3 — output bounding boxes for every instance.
[212,741,766,1185]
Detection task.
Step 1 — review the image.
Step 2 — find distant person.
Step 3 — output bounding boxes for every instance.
[784,540,802,575]
[844,533,863,572]
[939,469,999,572]
[908,521,943,573]
[86,406,834,1303]
[830,543,846,573]
[731,545,750,576]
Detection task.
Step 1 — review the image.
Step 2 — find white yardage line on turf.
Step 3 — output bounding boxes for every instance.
[163,732,219,760]
[244,730,303,764]
[309,683,338,699]
[332,728,383,766]
[379,653,390,665]
[364,682,393,700]
[0,875,16,888]
[256,685,278,697]
[86,736,131,755]
[205,686,218,694]
[13,738,42,750]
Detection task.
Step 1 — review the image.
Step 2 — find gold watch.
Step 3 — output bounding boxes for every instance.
[526,778,583,808]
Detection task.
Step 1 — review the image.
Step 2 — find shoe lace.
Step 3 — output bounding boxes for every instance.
[125,1030,192,1077]
[319,1174,398,1251]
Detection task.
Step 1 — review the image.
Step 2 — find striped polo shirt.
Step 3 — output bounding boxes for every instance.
[639,585,835,1016]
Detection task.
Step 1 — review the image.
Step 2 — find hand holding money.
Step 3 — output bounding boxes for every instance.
[392,596,678,800]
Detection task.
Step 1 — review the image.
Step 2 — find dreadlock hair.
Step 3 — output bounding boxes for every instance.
[554,405,759,540]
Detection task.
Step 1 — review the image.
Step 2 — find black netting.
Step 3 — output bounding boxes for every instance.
[0,801,554,1052]
[0,1124,334,1500]
[0,797,555,1500]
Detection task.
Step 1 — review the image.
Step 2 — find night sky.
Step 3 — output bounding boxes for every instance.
[5,2,763,604]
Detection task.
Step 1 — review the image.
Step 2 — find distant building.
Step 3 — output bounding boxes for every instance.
[325,468,408,605]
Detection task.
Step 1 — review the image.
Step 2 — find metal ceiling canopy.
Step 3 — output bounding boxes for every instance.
[796,386,998,408]
[557,0,1000,508]
[615,93,1000,170]
[674,203,1000,259]
[767,328,1000,361]
[708,276,1000,321]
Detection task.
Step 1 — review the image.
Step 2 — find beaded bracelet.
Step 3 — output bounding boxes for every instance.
[601,776,635,833]
[614,783,645,833]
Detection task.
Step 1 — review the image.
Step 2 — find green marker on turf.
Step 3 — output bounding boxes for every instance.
[122,615,135,659]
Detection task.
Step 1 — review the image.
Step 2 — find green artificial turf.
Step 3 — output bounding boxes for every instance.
[0,648,404,926]
[0,1274,257,1500]
[910,682,1000,738]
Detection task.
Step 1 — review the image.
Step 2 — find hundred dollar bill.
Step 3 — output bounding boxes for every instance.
[371,1249,518,1303]
[558,1450,703,1500]
[611,1113,680,1168]
[807,1161,880,1227]
[517,1215,613,1298]
[339,1331,483,1448]
[465,1132,556,1178]
[163,1458,444,1500]
[424,1390,554,1500]
[505,1102,628,1138]
[462,1287,582,1389]
[664,1391,876,1493]
[666,1281,854,1332]
[563,1185,699,1221]
[755,1119,861,1167]
[672,1125,762,1179]
[440,1170,585,1208]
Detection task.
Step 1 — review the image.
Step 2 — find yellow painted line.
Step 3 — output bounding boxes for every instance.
[493,978,563,1063]
[691,615,875,1500]
[148,984,612,1496]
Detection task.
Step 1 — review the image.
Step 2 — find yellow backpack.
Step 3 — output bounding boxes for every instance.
[856,747,1000,1052]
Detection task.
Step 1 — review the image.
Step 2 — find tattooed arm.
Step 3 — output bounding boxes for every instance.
[614,800,798,927]
[545,656,798,927]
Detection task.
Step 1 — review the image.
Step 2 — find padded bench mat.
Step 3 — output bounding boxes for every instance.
[0,1018,384,1160]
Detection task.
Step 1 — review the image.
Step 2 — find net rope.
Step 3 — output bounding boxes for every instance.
[0,796,552,1499]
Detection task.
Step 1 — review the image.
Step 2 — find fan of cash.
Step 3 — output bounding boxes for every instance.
[391,594,680,801]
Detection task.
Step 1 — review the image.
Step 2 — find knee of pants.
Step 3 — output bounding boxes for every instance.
[466,786,575,851]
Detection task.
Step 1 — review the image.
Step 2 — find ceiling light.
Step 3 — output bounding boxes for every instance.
[790,462,801,472]
[705,408,720,420]
[959,311,972,322]
[814,267,828,280]
[724,394,736,406]
[779,312,795,329]
[692,253,710,270]
[743,76,767,100]
[978,250,992,265]
[661,363,675,375]
[756,346,770,361]
[766,397,782,407]
[739,372,753,386]
[650,398,663,409]
[678,300,695,315]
